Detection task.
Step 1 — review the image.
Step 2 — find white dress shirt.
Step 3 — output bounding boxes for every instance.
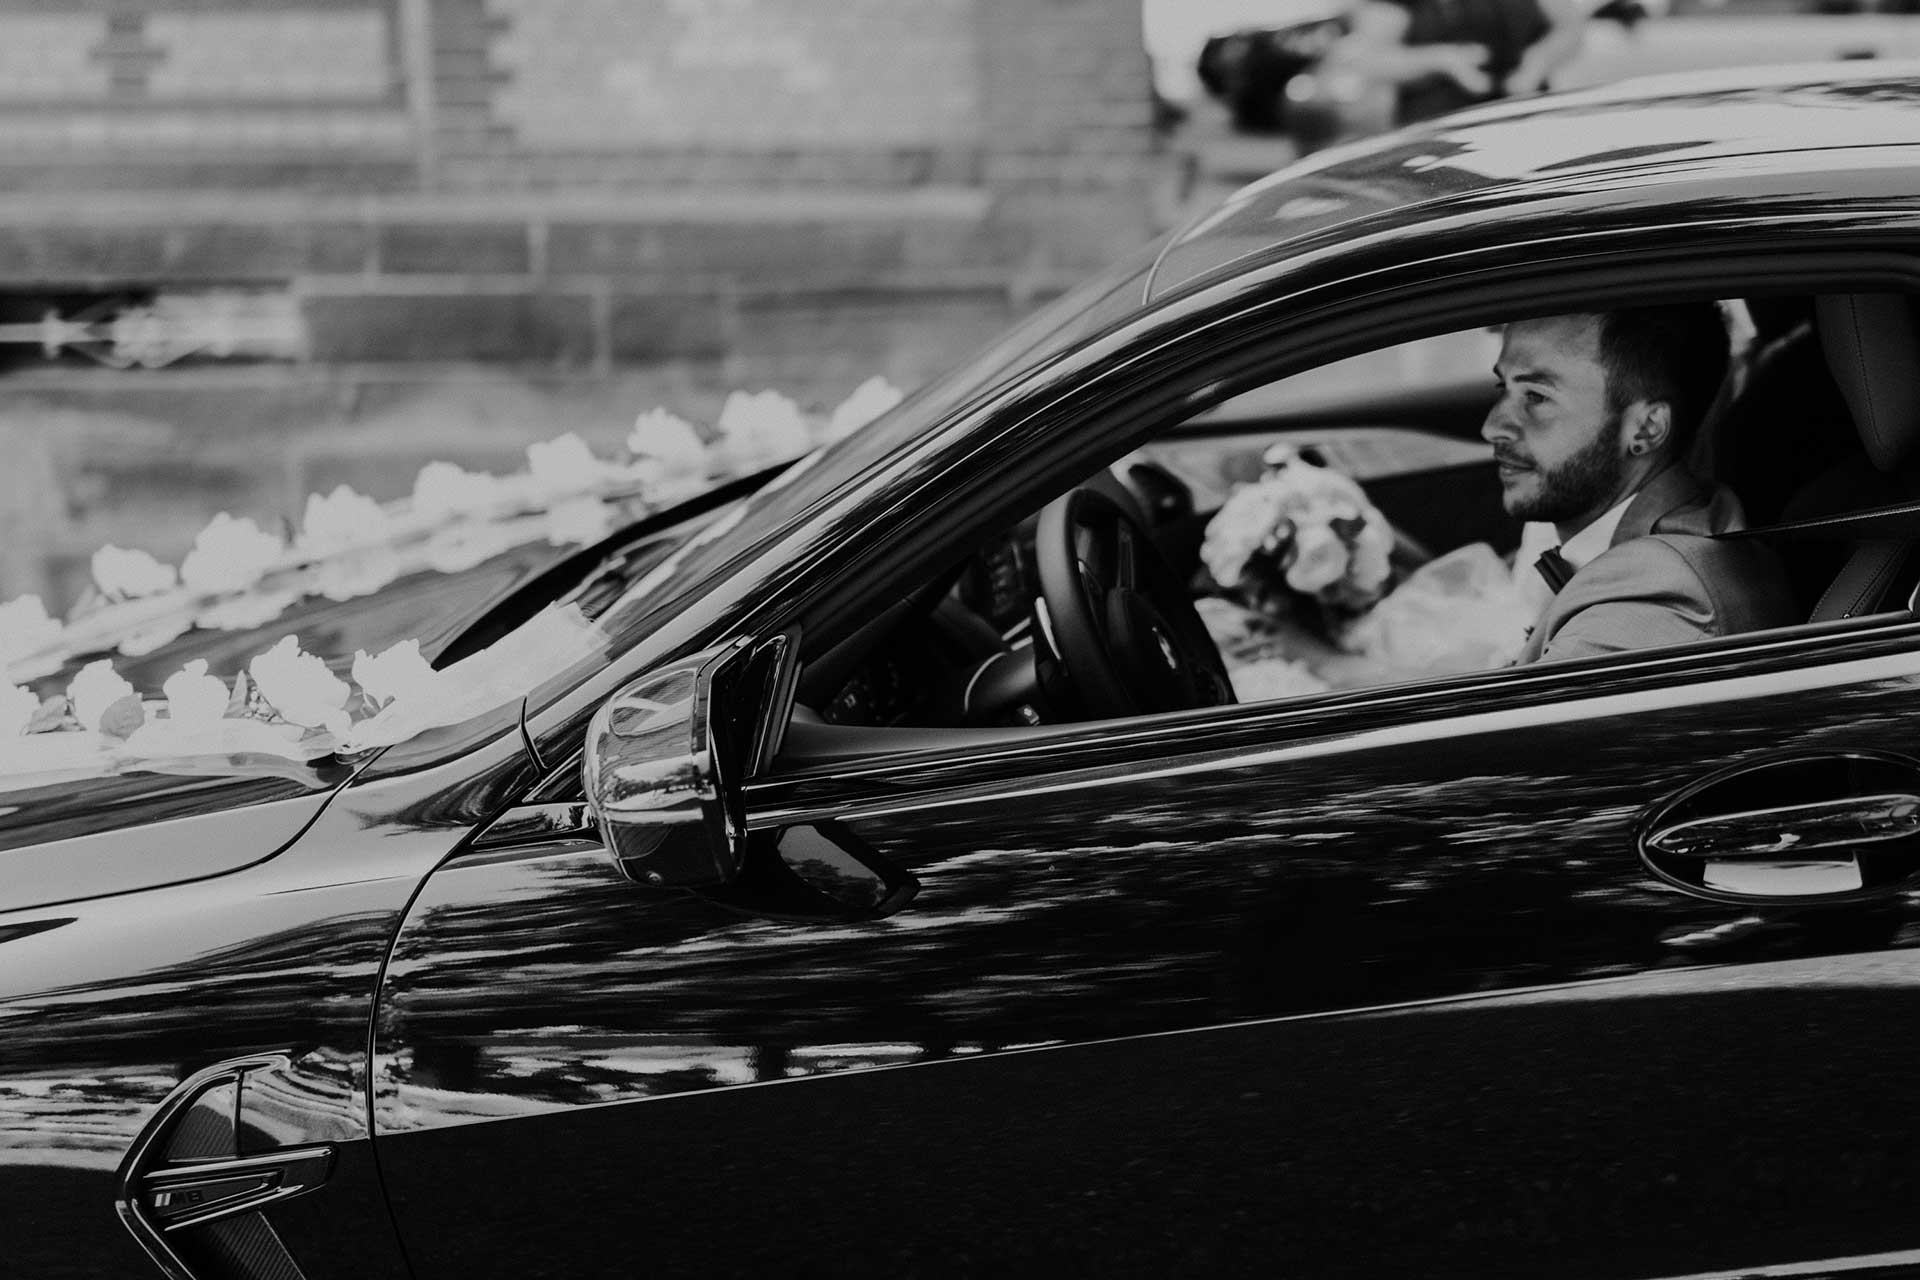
[1512,494,1636,639]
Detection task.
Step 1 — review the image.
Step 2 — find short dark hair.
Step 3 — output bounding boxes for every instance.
[1595,304,1730,453]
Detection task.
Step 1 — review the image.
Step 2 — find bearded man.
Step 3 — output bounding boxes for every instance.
[1484,306,1796,665]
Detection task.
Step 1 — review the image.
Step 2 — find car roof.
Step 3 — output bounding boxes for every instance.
[1148,61,1920,301]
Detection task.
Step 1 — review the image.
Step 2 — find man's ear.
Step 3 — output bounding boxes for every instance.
[1621,400,1671,456]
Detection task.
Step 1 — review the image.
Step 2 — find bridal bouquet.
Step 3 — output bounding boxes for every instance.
[1201,444,1395,617]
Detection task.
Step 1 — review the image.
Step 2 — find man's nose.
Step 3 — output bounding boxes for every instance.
[1482,399,1516,444]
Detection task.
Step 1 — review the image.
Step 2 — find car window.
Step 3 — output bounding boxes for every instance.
[797,294,1917,738]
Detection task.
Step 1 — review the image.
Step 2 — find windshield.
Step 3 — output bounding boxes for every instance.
[786,244,1160,492]
[364,246,1163,775]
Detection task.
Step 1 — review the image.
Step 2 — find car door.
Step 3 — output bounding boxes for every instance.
[369,611,1920,1278]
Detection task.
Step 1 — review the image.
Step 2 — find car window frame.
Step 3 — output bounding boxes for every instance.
[752,232,1920,789]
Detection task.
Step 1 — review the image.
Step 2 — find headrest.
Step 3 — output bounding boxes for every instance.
[1816,294,1920,472]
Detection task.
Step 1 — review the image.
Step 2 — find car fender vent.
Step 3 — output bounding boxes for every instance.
[118,1057,333,1280]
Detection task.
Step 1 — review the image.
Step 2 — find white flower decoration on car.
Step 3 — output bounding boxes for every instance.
[827,376,904,440]
[1,681,37,737]
[67,659,136,733]
[528,433,618,499]
[298,485,390,556]
[546,496,614,547]
[162,659,230,732]
[628,408,709,477]
[0,595,63,666]
[248,636,352,739]
[352,639,438,710]
[413,461,506,521]
[715,389,811,472]
[92,545,179,599]
[180,514,286,595]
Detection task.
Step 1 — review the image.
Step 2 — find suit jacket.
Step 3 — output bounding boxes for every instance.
[1516,464,1797,665]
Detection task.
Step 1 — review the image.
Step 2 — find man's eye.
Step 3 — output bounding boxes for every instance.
[1522,390,1546,407]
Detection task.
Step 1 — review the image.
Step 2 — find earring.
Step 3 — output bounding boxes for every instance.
[1629,442,1647,455]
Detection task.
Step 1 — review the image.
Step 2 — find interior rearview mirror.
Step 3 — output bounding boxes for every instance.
[583,633,796,889]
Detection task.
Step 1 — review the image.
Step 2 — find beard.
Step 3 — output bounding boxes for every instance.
[1497,417,1627,524]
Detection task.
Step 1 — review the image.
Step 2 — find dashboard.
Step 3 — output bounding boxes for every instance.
[819,525,1037,727]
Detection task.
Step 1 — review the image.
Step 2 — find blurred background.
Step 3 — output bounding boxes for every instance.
[0,0,1915,612]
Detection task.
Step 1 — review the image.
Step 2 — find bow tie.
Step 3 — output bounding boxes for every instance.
[1534,546,1575,593]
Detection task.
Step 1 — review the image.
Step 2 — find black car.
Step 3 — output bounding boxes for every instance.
[12,64,1920,1280]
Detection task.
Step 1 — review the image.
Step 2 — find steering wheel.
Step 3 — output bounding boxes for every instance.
[1035,486,1236,719]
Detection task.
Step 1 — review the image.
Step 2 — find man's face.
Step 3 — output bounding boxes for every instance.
[1483,315,1629,527]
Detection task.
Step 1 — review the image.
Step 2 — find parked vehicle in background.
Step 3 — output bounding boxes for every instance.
[1192,0,1920,140]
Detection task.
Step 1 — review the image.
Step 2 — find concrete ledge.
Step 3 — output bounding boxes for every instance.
[0,185,1011,292]
[0,186,995,227]
[291,281,1046,367]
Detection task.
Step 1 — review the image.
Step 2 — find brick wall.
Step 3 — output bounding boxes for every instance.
[0,0,1164,363]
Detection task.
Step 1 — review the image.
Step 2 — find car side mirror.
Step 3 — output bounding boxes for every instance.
[583,633,796,889]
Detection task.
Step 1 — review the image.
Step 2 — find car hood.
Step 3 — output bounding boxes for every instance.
[0,476,752,865]
[1,533,569,860]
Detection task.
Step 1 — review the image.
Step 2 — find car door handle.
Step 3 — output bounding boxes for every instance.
[1643,793,1920,859]
[1638,753,1920,904]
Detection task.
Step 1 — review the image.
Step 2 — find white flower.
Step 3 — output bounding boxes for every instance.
[0,595,62,665]
[162,659,229,732]
[1348,520,1395,595]
[67,659,136,733]
[352,639,438,710]
[628,408,709,476]
[92,545,178,599]
[715,390,810,473]
[527,433,616,498]
[299,485,389,556]
[546,496,613,547]
[1202,483,1290,587]
[180,513,285,595]
[1201,450,1393,610]
[1,682,37,737]
[248,636,352,738]
[1285,522,1349,594]
[827,376,904,440]
[413,461,506,520]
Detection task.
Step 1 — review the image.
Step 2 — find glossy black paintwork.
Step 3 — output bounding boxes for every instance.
[1148,70,1920,298]
[372,623,1920,1275]
[11,63,1920,1279]
[8,790,339,910]
[0,719,534,1278]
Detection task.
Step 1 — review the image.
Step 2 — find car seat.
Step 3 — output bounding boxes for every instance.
[1764,293,1920,620]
